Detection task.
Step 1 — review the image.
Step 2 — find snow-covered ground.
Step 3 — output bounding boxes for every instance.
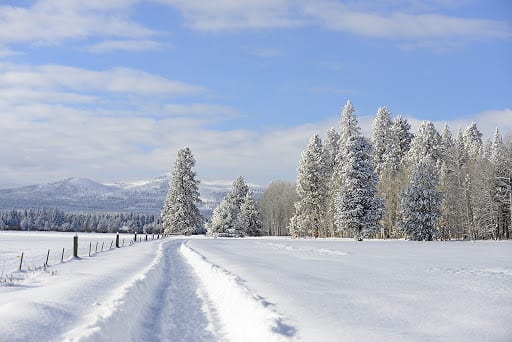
[0,231,137,279]
[1,234,511,341]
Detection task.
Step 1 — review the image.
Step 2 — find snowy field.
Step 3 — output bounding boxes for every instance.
[0,235,511,341]
[0,231,136,278]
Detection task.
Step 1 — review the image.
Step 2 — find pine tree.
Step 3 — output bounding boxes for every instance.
[289,134,328,238]
[324,127,340,237]
[407,121,442,166]
[161,148,203,235]
[372,106,393,178]
[239,190,263,236]
[398,157,442,241]
[333,100,361,189]
[335,135,384,239]
[208,176,250,237]
[208,198,233,236]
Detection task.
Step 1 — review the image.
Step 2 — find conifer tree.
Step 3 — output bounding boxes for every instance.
[208,176,250,237]
[372,106,393,178]
[324,127,340,237]
[335,135,384,239]
[398,157,442,241]
[407,121,442,166]
[333,100,361,189]
[239,190,263,236]
[289,134,328,238]
[161,148,204,235]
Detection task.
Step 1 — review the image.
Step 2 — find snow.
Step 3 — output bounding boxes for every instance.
[186,238,512,341]
[1,234,511,341]
[0,231,134,279]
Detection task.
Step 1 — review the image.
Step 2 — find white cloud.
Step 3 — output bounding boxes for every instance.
[165,103,239,120]
[0,63,205,97]
[304,1,512,40]
[86,39,164,53]
[159,0,305,31]
[162,0,511,49]
[0,0,155,45]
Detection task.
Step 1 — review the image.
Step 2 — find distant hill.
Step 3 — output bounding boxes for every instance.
[0,176,263,218]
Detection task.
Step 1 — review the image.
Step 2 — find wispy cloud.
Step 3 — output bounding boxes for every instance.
[158,0,305,31]
[0,0,155,45]
[86,39,164,53]
[304,1,512,40]
[162,0,511,49]
[0,64,205,97]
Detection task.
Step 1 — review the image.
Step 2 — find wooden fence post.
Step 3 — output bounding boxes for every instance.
[134,232,137,243]
[73,235,78,258]
[89,242,92,257]
[101,242,104,252]
[116,233,120,248]
[45,249,50,267]
[19,252,24,271]
[61,248,65,263]
[110,241,113,249]
[145,234,148,241]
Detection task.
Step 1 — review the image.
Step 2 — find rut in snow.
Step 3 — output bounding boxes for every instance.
[63,239,217,342]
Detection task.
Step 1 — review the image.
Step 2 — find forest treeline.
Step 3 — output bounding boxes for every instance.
[0,208,162,233]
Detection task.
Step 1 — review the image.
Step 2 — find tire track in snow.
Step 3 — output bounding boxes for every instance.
[62,239,216,342]
[181,241,297,342]
[136,239,217,341]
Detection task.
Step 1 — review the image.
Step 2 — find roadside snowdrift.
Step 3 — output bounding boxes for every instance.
[62,240,166,341]
[181,241,296,342]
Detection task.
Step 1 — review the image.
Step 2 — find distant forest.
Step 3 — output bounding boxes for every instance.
[0,208,162,233]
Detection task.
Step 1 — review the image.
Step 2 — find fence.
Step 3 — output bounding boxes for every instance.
[1,233,165,283]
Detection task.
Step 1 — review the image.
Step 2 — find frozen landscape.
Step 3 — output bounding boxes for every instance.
[1,233,511,341]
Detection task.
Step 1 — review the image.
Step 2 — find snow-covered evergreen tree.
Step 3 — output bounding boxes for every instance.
[324,127,340,237]
[335,135,384,239]
[289,134,328,238]
[333,100,361,188]
[208,176,250,237]
[161,148,203,235]
[407,121,442,166]
[208,198,233,236]
[398,157,442,241]
[239,190,263,236]
[372,106,393,178]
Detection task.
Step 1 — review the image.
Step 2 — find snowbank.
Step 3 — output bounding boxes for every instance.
[62,240,166,341]
[181,241,296,342]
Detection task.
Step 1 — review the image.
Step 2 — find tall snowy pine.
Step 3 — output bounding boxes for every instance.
[289,134,328,238]
[335,135,384,239]
[161,148,203,235]
[239,190,263,236]
[398,157,442,241]
[324,127,340,237]
[372,106,393,178]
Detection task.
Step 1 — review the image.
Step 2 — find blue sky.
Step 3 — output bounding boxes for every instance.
[0,0,511,187]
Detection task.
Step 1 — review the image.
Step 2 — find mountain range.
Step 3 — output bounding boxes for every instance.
[0,176,264,218]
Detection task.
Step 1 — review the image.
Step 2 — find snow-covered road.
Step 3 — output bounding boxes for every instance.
[1,236,511,341]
